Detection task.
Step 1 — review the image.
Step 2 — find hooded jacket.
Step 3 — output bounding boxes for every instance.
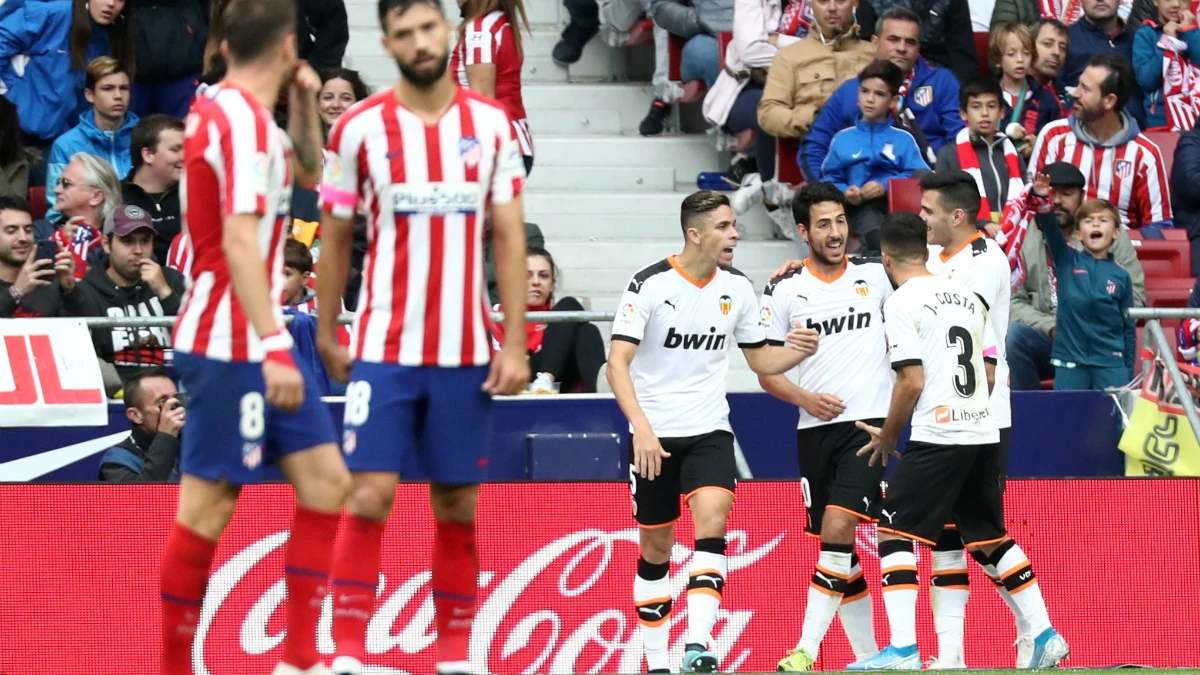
[804,57,963,178]
[46,109,139,209]
[0,1,114,141]
[1132,20,1200,130]
[122,180,181,265]
[75,262,187,381]
[820,114,930,189]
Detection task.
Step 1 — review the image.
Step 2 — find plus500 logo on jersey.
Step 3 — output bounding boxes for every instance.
[391,182,483,215]
[664,326,726,350]
[805,308,871,336]
[934,406,990,423]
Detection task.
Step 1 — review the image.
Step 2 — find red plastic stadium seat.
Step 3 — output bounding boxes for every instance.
[1040,378,1054,390]
[1144,130,1179,177]
[888,177,922,214]
[777,138,804,186]
[717,31,732,60]
[668,33,683,81]
[27,186,46,221]
[1163,228,1187,241]
[1131,239,1190,277]
[1145,284,1192,308]
[974,33,990,77]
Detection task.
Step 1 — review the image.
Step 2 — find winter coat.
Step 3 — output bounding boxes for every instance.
[0,0,114,140]
[756,25,874,139]
[702,0,802,126]
[805,57,963,177]
[934,132,1028,213]
[46,109,139,209]
[298,0,349,70]
[648,0,734,37]
[1132,21,1200,129]
[133,0,207,82]
[819,114,930,189]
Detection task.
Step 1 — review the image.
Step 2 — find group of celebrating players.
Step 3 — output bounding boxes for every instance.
[609,177,1074,672]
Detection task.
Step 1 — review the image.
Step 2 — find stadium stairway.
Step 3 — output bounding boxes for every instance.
[343,0,803,391]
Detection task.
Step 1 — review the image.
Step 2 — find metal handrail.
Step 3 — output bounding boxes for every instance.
[78,310,617,329]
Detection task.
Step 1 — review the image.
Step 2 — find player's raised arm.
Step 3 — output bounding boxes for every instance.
[287,61,325,187]
[484,124,530,395]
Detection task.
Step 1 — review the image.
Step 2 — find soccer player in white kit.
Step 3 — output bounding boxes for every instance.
[848,212,1068,671]
[606,191,820,674]
[919,170,1026,668]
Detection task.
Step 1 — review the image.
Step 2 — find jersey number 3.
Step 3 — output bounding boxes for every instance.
[945,326,977,398]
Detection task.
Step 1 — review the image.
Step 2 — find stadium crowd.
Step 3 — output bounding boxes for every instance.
[0,0,1198,471]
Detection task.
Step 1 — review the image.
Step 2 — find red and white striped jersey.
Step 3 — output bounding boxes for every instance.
[450,11,534,156]
[1028,118,1173,229]
[167,231,192,277]
[173,83,294,362]
[320,87,526,367]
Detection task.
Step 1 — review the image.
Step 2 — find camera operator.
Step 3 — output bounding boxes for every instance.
[97,367,183,483]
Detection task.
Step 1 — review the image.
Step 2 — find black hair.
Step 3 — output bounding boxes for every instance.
[680,190,731,235]
[874,6,921,37]
[378,0,445,29]
[0,195,32,217]
[792,182,847,229]
[919,171,981,221]
[859,60,904,96]
[130,115,185,174]
[879,211,929,262]
[122,367,173,410]
[959,76,1004,110]
[1087,53,1136,113]
[319,68,372,103]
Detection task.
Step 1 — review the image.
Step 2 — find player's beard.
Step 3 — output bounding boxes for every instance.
[809,237,844,267]
[397,50,450,89]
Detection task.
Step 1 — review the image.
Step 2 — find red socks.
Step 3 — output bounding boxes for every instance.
[283,505,342,669]
[432,520,479,670]
[160,523,216,675]
[331,513,386,661]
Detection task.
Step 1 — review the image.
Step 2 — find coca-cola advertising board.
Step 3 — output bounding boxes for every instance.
[2,480,1198,674]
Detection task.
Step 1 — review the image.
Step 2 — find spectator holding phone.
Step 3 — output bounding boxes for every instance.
[0,195,86,318]
[98,367,183,483]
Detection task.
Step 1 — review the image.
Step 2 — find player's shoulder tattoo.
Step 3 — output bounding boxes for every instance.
[627,259,672,293]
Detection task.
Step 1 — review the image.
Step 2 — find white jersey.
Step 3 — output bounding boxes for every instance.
[885,275,1000,446]
[612,257,767,437]
[927,233,1011,428]
[760,258,894,429]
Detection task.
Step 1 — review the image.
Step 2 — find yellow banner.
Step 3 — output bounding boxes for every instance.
[1118,360,1200,476]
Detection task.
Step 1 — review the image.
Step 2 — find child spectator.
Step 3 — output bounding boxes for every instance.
[1031,175,1136,390]
[935,77,1027,224]
[1133,0,1200,130]
[47,57,138,209]
[991,22,1062,157]
[819,60,929,250]
[0,0,136,146]
[283,238,349,346]
[491,247,606,393]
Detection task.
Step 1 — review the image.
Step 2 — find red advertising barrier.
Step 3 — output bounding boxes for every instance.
[2,480,1199,674]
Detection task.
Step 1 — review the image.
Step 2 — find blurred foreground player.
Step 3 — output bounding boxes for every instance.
[162,2,349,675]
[607,191,820,673]
[848,212,1069,671]
[314,0,530,673]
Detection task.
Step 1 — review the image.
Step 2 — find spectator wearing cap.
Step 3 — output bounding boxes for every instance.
[46,57,138,211]
[1172,127,1200,275]
[74,204,186,385]
[122,114,184,265]
[0,195,85,318]
[98,367,183,483]
[1007,162,1144,390]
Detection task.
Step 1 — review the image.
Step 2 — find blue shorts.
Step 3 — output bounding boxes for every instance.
[175,351,339,485]
[342,364,493,484]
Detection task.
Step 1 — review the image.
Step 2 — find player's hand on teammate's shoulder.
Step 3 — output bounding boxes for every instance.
[317,333,353,384]
[854,420,900,467]
[770,258,805,280]
[799,391,846,422]
[632,427,670,480]
[784,319,819,357]
[263,359,305,412]
[483,345,531,396]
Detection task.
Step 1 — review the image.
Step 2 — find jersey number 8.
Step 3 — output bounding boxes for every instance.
[344,381,373,427]
[945,326,977,398]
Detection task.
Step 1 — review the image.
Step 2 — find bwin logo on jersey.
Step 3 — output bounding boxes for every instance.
[664,326,726,350]
[806,307,871,336]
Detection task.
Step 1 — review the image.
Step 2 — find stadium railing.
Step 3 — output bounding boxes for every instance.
[77,310,617,329]
[1129,308,1200,445]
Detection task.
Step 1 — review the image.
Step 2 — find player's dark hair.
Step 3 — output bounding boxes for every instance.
[220,0,298,64]
[874,6,921,38]
[131,115,185,174]
[284,238,313,275]
[123,367,173,410]
[1088,53,1135,113]
[792,182,846,229]
[879,211,928,263]
[679,190,731,235]
[959,76,1003,111]
[919,171,981,222]
[858,60,904,96]
[378,0,446,29]
[0,195,33,217]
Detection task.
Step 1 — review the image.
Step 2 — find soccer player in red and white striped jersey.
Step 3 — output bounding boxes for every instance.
[165,231,191,277]
[314,1,529,674]
[1028,54,1173,230]
[451,0,535,172]
[158,3,349,675]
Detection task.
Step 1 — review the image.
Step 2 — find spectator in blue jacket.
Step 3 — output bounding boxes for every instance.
[1133,0,1200,129]
[0,0,135,145]
[803,7,962,179]
[46,56,138,211]
[1063,0,1145,125]
[1171,127,1200,275]
[821,60,929,248]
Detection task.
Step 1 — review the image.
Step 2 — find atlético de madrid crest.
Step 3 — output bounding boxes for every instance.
[913,86,932,107]
[460,137,482,168]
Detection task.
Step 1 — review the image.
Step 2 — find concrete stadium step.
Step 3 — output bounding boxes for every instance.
[526,166,677,192]
[524,84,658,115]
[529,201,785,243]
[535,136,722,177]
[551,241,794,271]
[526,108,626,135]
